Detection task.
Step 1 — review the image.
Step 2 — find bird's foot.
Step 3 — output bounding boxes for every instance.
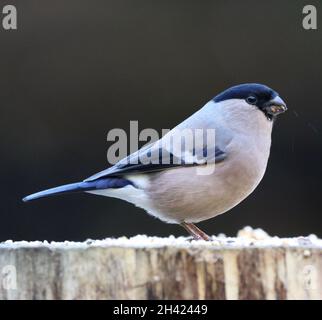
[181,222,211,241]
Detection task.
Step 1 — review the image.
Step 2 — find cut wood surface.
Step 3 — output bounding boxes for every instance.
[0,227,321,300]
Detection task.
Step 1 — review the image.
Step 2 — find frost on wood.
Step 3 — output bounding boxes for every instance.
[0,226,321,300]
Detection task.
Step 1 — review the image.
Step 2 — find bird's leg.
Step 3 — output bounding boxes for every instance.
[181,222,211,241]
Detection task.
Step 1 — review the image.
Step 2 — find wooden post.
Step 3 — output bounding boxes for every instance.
[0,227,321,300]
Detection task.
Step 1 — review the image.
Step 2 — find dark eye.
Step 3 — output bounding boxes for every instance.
[246,95,257,105]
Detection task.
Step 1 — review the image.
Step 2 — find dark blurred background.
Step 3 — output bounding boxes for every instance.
[0,0,321,241]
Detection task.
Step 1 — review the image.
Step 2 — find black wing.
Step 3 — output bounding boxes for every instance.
[84,142,226,182]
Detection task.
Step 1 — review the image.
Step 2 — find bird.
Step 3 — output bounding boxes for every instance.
[23,83,287,241]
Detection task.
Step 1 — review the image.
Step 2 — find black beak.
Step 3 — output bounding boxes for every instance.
[264,96,287,116]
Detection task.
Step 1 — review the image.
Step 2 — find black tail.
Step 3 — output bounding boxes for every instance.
[22,178,133,202]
